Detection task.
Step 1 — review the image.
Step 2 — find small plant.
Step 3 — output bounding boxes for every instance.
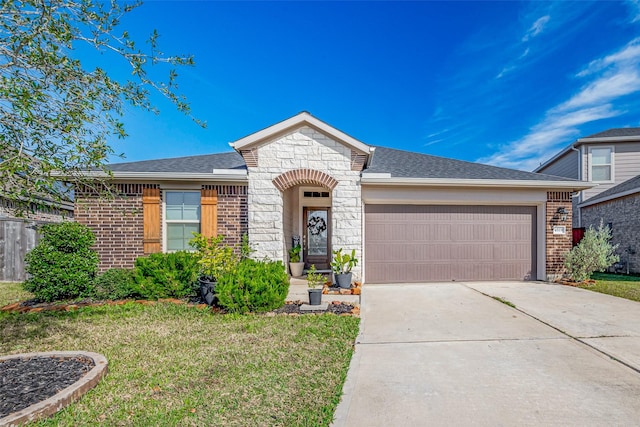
[92,268,136,300]
[240,233,255,260]
[330,248,358,274]
[306,264,324,288]
[289,244,302,263]
[564,221,619,283]
[131,251,200,299]
[216,258,289,313]
[24,222,99,302]
[190,233,238,281]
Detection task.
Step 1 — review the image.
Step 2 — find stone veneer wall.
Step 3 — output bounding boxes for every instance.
[546,191,574,280]
[247,126,363,279]
[76,183,248,271]
[582,193,640,274]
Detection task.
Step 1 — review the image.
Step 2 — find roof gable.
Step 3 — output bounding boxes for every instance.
[230,112,373,155]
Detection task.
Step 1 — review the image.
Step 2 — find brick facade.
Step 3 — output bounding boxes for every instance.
[582,193,640,274]
[545,191,574,280]
[76,183,248,271]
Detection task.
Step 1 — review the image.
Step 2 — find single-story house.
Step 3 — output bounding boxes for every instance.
[75,112,591,283]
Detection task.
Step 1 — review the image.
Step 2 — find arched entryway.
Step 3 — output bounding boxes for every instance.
[273,169,338,271]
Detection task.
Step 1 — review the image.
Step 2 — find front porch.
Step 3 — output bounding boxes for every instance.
[287,276,361,305]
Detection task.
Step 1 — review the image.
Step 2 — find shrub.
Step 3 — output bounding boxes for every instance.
[24,222,99,302]
[565,221,619,282]
[189,234,238,281]
[131,251,200,299]
[216,259,289,313]
[92,268,137,300]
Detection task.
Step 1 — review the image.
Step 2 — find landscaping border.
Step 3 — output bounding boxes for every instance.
[0,351,108,426]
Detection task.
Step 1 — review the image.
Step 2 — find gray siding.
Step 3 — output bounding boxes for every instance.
[582,142,640,201]
[538,150,579,179]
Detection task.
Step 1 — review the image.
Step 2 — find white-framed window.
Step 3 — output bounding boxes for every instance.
[164,191,200,251]
[589,146,613,182]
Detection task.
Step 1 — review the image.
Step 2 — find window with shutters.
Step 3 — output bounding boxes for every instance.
[164,191,201,251]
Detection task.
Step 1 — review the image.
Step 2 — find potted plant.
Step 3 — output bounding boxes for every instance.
[331,248,358,289]
[189,233,238,305]
[306,264,324,305]
[288,244,304,277]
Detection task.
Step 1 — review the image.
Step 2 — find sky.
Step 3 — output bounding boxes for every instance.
[94,0,640,172]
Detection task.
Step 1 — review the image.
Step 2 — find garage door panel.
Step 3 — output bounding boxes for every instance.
[365,205,536,283]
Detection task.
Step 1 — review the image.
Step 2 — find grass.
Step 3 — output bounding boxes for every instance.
[491,296,516,308]
[0,296,359,426]
[578,272,640,302]
[0,282,33,307]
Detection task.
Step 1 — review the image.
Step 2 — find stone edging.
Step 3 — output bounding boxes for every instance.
[0,351,108,427]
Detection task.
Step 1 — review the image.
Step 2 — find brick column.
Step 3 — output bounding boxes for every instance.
[545,191,573,281]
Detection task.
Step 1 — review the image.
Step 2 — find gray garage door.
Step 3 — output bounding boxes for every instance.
[364,205,537,283]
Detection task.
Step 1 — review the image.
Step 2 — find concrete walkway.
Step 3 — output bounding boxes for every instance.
[332,282,640,426]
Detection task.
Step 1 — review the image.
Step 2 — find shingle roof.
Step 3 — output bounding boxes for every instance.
[107,152,246,173]
[582,128,640,139]
[105,146,574,182]
[365,146,575,181]
[583,174,640,205]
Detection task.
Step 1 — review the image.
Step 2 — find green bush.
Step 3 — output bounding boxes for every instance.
[565,221,619,282]
[131,251,200,299]
[92,268,137,300]
[24,222,99,302]
[216,259,289,313]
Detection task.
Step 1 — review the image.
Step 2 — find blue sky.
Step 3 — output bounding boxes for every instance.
[100,1,640,171]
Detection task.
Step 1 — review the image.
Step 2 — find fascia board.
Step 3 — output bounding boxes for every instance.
[578,187,640,208]
[577,136,640,144]
[68,170,248,182]
[533,145,574,172]
[231,112,371,153]
[360,176,595,190]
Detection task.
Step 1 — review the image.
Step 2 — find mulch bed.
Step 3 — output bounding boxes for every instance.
[1,298,359,316]
[0,355,95,418]
[272,301,359,316]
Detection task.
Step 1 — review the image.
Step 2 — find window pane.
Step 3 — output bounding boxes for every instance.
[166,192,183,206]
[182,206,200,221]
[592,165,611,181]
[166,223,200,251]
[166,206,183,220]
[183,192,200,205]
[592,148,611,165]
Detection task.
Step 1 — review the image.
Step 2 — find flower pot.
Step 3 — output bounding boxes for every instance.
[199,277,217,306]
[308,288,322,305]
[290,262,305,277]
[335,272,352,289]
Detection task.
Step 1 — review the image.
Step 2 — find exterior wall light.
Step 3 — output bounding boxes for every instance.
[556,207,568,222]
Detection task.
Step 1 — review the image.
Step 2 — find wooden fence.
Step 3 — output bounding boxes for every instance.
[0,218,48,282]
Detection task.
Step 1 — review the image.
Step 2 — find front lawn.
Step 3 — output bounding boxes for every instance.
[0,282,33,307]
[0,301,359,426]
[580,273,640,302]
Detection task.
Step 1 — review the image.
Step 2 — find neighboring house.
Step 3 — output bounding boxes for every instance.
[535,128,640,273]
[76,112,589,283]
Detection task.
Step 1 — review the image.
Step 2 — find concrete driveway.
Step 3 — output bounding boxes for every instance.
[332,282,640,426]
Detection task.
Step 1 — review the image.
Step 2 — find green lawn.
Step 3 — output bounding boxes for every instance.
[0,282,33,307]
[0,287,359,426]
[579,273,640,302]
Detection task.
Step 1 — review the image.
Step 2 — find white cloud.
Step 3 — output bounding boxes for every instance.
[522,15,550,41]
[628,0,640,22]
[479,37,640,171]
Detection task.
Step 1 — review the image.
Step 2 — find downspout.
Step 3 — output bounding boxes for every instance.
[570,144,582,227]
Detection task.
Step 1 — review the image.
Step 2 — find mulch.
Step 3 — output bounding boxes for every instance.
[0,355,95,418]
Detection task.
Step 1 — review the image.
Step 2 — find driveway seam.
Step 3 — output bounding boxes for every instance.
[465,283,640,375]
[356,337,570,345]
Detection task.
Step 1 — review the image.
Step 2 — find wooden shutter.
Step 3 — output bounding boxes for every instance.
[142,188,161,254]
[201,189,218,238]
